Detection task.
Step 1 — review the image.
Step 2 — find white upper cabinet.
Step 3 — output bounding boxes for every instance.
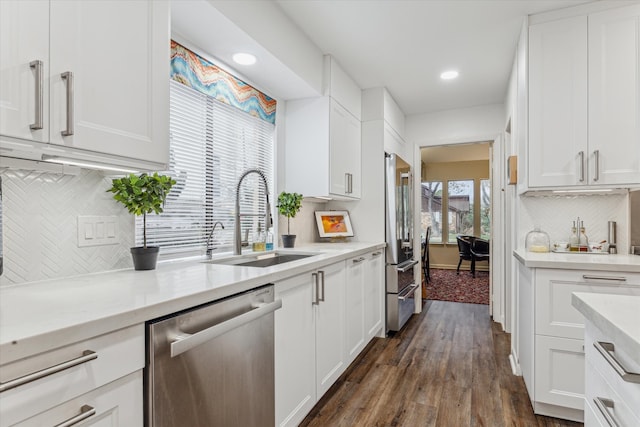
[588,4,640,186]
[528,4,640,189]
[0,0,169,169]
[0,0,50,143]
[285,57,361,200]
[529,16,588,188]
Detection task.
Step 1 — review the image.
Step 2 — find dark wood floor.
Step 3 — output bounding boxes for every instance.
[300,300,583,427]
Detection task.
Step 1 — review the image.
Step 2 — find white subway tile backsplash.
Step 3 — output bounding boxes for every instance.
[519,193,629,252]
[0,169,133,286]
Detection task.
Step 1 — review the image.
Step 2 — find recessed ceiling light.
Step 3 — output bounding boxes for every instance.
[440,70,459,80]
[232,53,257,66]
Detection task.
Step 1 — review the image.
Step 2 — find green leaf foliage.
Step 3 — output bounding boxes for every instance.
[277,191,303,219]
[108,172,176,216]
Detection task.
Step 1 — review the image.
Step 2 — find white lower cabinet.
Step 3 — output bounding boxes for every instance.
[275,261,345,427]
[14,370,142,427]
[364,250,384,339]
[345,255,366,365]
[275,249,385,427]
[0,324,144,427]
[516,266,640,422]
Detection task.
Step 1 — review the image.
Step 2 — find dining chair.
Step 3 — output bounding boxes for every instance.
[456,235,475,275]
[422,226,431,283]
[471,238,490,278]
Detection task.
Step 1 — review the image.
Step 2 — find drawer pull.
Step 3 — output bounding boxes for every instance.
[594,341,640,383]
[0,350,97,393]
[352,257,365,264]
[582,275,627,282]
[593,397,619,427]
[55,404,96,427]
[398,283,418,301]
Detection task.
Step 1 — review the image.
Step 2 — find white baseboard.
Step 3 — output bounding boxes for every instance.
[509,353,522,376]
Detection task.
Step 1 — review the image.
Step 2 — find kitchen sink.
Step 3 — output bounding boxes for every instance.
[203,251,320,268]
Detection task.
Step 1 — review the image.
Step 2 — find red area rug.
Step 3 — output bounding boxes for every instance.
[423,268,489,305]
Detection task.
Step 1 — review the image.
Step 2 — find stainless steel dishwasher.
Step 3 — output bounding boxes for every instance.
[146,284,282,427]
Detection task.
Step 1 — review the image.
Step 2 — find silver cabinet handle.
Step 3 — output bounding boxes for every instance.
[348,173,353,194]
[345,173,349,194]
[372,251,382,257]
[578,151,585,182]
[170,299,282,358]
[352,257,365,264]
[0,350,97,393]
[397,259,418,272]
[593,150,600,182]
[594,341,640,383]
[312,272,319,305]
[319,270,325,302]
[61,71,74,136]
[398,283,419,301]
[593,397,619,427]
[55,405,96,427]
[582,275,627,282]
[29,60,43,130]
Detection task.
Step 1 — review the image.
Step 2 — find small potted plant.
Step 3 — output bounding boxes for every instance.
[108,172,176,270]
[277,191,303,248]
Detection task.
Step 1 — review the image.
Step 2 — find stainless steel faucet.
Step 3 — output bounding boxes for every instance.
[234,169,272,255]
[205,221,225,258]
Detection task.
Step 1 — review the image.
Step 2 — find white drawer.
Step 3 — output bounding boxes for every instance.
[586,323,640,420]
[584,399,606,427]
[15,370,143,427]
[536,269,640,339]
[586,359,640,427]
[0,324,144,426]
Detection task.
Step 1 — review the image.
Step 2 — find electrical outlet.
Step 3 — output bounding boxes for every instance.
[77,216,120,247]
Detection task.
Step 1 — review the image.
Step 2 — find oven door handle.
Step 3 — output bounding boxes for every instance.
[169,299,282,358]
[398,284,419,301]
[396,260,418,272]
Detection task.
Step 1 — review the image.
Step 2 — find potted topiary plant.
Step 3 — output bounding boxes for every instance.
[277,191,303,248]
[108,172,176,270]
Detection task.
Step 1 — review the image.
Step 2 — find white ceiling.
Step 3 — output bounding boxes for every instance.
[172,0,596,116]
[275,0,595,115]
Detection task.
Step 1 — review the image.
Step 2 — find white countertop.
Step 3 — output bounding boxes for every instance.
[0,242,385,364]
[572,292,640,365]
[513,249,640,272]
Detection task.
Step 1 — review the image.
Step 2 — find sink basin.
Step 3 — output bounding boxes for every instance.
[203,252,319,268]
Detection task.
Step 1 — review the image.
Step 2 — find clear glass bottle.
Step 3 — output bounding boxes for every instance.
[525,226,550,253]
[579,225,589,252]
[266,229,274,251]
[569,223,579,252]
[252,224,266,252]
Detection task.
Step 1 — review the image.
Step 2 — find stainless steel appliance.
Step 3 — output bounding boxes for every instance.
[146,285,282,427]
[385,153,418,332]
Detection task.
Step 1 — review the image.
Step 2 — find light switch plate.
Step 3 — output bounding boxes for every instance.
[78,216,120,247]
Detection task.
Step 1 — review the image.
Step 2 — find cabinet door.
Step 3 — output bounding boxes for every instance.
[535,335,585,410]
[49,0,169,165]
[345,255,366,365]
[535,269,640,340]
[528,16,588,188]
[329,99,361,198]
[274,274,316,427]
[0,0,49,142]
[364,250,384,339]
[588,4,640,186]
[315,261,346,398]
[13,371,142,427]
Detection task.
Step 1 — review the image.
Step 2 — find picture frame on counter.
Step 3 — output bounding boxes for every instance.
[315,210,354,238]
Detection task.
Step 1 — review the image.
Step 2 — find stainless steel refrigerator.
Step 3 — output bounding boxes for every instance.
[385,153,418,332]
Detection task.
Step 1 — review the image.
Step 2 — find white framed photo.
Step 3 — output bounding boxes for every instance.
[314,210,354,238]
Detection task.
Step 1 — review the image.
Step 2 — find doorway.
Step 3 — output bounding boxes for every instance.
[419,142,495,310]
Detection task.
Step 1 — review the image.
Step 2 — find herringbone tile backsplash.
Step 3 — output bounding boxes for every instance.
[0,169,133,286]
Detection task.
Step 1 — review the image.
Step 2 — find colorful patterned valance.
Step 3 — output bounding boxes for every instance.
[170,40,276,124]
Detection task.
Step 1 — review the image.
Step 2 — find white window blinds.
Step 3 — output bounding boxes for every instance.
[135,80,275,258]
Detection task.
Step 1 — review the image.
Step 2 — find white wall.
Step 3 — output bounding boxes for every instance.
[406,103,505,147]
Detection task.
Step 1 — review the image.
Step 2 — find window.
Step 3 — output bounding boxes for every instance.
[421,181,443,243]
[480,179,491,239]
[447,180,474,242]
[136,80,275,258]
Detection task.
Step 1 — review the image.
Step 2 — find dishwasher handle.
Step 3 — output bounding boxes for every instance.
[170,299,282,358]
